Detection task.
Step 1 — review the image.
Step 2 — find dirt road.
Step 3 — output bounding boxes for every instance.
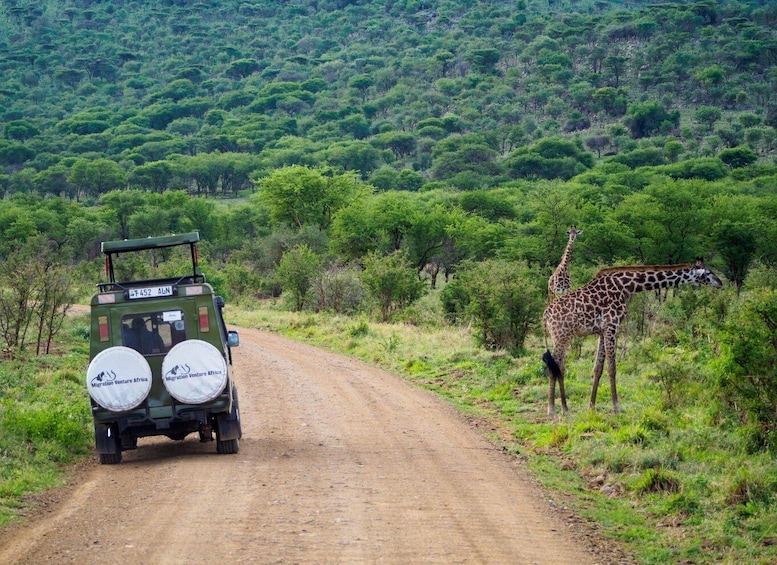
[0,326,631,564]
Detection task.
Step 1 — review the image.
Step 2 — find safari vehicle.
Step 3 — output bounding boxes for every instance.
[86,232,241,464]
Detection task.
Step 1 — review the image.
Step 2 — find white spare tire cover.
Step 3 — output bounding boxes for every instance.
[162,339,228,404]
[86,346,152,412]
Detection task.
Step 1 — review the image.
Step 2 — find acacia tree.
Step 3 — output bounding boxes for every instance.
[0,237,74,356]
[612,179,709,264]
[257,165,370,230]
[466,48,501,74]
[99,189,149,240]
[276,244,322,312]
[68,158,127,200]
[405,203,464,281]
[709,194,760,290]
[130,160,174,193]
[624,101,680,139]
[360,250,425,321]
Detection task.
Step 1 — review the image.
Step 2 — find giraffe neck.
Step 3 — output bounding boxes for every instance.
[558,238,576,269]
[600,264,698,295]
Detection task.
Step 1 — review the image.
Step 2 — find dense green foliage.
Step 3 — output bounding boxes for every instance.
[1,0,777,196]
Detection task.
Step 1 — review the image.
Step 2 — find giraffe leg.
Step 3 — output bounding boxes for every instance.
[544,348,567,420]
[558,369,568,416]
[553,350,568,419]
[589,335,606,411]
[548,368,557,420]
[605,333,620,412]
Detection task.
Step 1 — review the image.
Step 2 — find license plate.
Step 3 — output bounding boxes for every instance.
[128,285,173,299]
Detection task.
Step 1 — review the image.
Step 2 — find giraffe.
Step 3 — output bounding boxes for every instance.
[423,261,441,289]
[541,259,723,420]
[548,226,583,297]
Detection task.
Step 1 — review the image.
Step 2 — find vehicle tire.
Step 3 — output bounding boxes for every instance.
[99,451,122,465]
[216,390,240,454]
[216,436,239,454]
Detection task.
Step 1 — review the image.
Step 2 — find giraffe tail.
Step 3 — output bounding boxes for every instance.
[542,349,561,379]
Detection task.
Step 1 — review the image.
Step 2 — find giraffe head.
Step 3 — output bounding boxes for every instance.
[566,225,582,241]
[689,257,723,288]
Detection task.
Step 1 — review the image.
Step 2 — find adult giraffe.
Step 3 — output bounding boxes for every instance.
[542,259,723,420]
[547,226,582,296]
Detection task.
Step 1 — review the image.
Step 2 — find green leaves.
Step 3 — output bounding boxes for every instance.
[257,165,369,230]
[361,250,425,322]
[716,289,777,451]
[276,244,322,311]
[441,259,544,354]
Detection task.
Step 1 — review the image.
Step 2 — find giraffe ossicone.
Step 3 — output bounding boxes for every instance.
[542,259,723,420]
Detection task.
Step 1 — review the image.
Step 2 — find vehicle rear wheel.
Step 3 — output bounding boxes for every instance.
[95,423,123,465]
[216,390,240,454]
[216,436,239,454]
[99,451,122,465]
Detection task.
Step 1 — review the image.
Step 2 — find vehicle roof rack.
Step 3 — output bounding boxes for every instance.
[101,232,200,254]
[101,232,201,284]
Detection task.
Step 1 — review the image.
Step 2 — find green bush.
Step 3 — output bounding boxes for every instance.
[632,467,680,494]
[276,244,322,311]
[360,250,425,321]
[440,259,544,354]
[715,289,777,452]
[309,264,365,314]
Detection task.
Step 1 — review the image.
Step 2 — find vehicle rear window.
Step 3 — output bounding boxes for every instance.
[121,310,186,355]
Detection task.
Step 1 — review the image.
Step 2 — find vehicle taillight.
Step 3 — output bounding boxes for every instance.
[198,306,210,332]
[98,316,109,342]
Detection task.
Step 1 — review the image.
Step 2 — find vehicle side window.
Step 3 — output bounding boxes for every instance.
[121,311,186,355]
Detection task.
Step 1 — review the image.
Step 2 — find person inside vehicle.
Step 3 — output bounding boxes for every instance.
[123,317,165,354]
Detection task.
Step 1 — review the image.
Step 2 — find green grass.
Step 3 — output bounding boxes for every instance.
[0,314,93,526]
[228,297,777,565]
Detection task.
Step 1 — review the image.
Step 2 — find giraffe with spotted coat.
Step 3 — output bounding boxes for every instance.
[542,259,723,420]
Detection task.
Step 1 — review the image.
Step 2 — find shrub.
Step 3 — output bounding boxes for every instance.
[360,250,425,321]
[441,259,544,354]
[309,264,365,314]
[724,464,775,506]
[715,289,777,451]
[632,467,680,494]
[719,146,757,169]
[276,244,322,311]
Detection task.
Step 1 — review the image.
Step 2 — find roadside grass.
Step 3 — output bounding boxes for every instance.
[228,295,777,565]
[0,313,93,526]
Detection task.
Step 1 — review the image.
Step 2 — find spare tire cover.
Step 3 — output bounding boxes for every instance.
[162,339,228,404]
[86,346,153,412]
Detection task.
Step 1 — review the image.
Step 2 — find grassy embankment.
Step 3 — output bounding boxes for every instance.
[2,291,776,564]
[0,313,93,525]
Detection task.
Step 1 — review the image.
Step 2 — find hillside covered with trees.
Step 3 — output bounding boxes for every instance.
[0,0,774,286]
[1,0,776,199]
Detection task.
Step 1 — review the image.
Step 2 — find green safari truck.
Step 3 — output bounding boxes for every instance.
[86,232,241,464]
